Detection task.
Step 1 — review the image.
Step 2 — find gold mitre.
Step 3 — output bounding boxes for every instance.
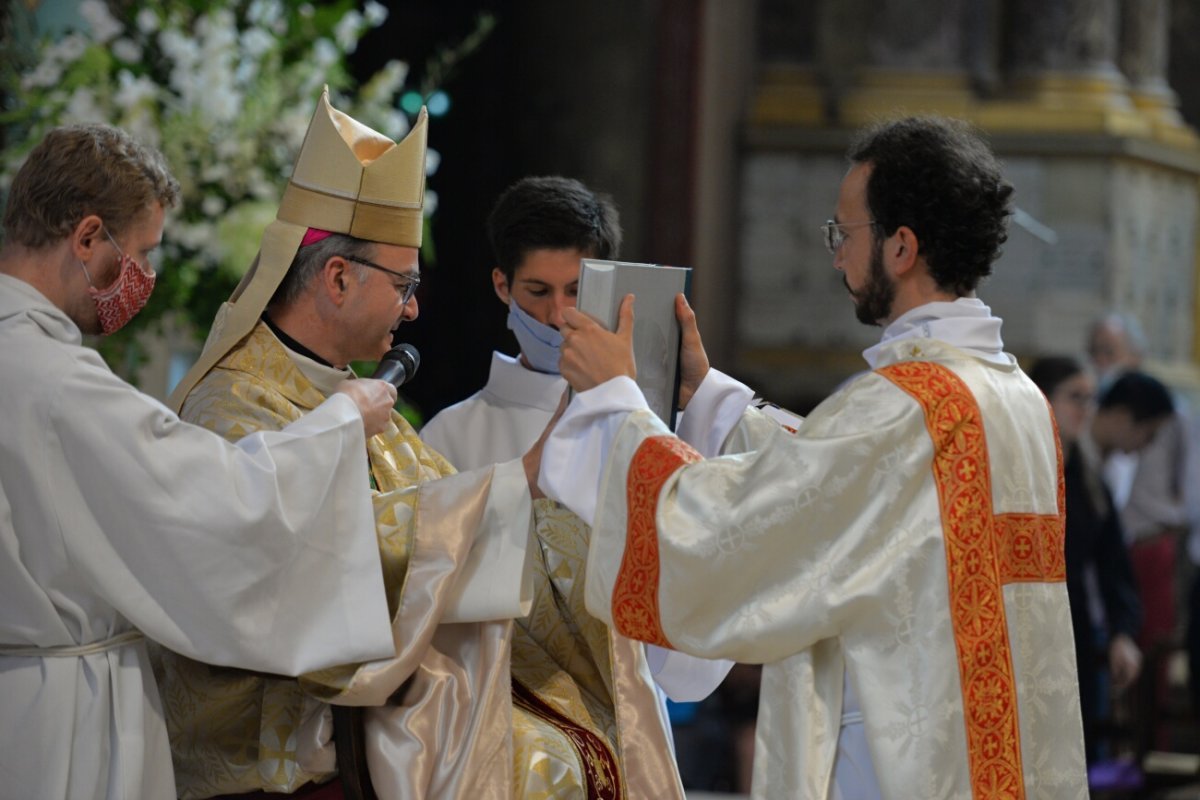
[168,87,428,411]
[279,88,427,246]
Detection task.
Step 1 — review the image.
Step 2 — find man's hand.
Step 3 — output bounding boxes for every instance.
[1108,632,1143,693]
[523,390,569,500]
[559,294,637,392]
[335,378,397,439]
[675,293,709,409]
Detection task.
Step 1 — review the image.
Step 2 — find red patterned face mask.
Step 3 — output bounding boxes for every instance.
[79,228,157,335]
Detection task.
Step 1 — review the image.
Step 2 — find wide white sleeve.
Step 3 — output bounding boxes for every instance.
[675,369,754,457]
[439,458,535,622]
[540,376,649,526]
[46,362,394,676]
[645,643,734,702]
[582,377,929,664]
[540,370,755,524]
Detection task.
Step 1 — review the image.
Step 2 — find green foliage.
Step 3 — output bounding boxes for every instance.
[1,0,419,377]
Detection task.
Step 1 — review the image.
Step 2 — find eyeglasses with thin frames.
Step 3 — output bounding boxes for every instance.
[820,220,879,254]
[344,255,420,305]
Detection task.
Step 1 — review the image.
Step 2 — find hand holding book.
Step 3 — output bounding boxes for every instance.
[559,294,637,392]
[674,293,710,409]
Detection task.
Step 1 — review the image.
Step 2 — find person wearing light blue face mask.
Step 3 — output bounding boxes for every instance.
[422,176,620,463]
[506,291,564,374]
[420,176,737,778]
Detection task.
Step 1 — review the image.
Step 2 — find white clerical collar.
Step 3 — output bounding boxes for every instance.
[862,297,1010,369]
[487,351,567,412]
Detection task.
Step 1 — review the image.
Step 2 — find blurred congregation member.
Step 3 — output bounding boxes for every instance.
[1030,356,1143,761]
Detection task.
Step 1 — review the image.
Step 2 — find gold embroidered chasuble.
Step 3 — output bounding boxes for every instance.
[577,341,1088,799]
[154,322,681,799]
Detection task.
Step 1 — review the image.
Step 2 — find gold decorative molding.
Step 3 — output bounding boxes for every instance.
[749,67,1199,152]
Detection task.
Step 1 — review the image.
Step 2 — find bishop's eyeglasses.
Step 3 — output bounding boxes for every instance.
[820,220,879,254]
[344,255,421,305]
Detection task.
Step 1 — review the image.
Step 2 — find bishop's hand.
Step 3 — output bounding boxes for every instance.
[559,294,637,392]
[335,378,397,439]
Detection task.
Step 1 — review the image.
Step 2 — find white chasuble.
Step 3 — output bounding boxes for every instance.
[0,275,393,800]
[543,336,1087,799]
[158,323,683,799]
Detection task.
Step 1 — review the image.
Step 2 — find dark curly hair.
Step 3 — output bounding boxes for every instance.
[487,176,622,284]
[847,116,1013,296]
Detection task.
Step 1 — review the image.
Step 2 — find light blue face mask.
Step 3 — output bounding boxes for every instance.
[507,299,564,374]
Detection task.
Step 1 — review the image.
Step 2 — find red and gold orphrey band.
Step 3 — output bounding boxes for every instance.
[880,361,1065,800]
[511,679,622,800]
[615,435,701,648]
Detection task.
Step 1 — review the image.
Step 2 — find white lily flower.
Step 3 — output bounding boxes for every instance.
[112,38,142,64]
[135,8,159,34]
[79,0,123,43]
[334,11,364,51]
[64,87,106,124]
[313,39,338,68]
[364,1,388,27]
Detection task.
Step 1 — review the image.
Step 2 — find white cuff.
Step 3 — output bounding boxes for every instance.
[539,376,647,526]
[676,369,754,457]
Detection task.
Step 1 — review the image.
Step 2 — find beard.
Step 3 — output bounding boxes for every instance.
[844,234,894,326]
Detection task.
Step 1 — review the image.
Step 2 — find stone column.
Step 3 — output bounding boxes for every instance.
[1120,0,1191,141]
[829,0,976,124]
[990,0,1146,135]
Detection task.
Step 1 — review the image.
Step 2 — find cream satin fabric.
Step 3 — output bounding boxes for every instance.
[159,323,683,799]
[576,340,1087,799]
[157,323,527,798]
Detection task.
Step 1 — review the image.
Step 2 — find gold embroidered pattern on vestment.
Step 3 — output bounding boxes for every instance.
[880,361,1063,800]
[512,678,622,800]
[615,435,701,648]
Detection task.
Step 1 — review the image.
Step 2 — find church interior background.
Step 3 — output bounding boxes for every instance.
[10,0,1200,420]
[7,0,1200,795]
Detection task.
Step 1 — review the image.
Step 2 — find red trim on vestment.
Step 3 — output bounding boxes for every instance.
[614,435,702,648]
[879,361,1064,800]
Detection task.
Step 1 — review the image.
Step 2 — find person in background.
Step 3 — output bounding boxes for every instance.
[157,93,686,800]
[421,176,734,722]
[1029,356,1143,762]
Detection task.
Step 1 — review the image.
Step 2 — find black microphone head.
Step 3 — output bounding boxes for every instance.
[372,343,420,387]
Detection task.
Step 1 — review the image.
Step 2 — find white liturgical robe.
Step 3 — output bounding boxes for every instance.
[422,350,734,702]
[540,298,1088,799]
[0,274,395,800]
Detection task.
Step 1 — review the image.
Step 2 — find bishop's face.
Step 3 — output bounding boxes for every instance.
[832,163,895,326]
[341,243,420,362]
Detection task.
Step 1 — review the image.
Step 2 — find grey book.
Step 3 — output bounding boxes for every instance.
[576,258,692,430]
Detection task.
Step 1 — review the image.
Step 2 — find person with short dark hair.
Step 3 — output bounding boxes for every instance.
[422,174,733,779]
[0,123,400,799]
[422,176,622,464]
[537,116,1088,797]
[1029,356,1142,762]
[159,100,687,798]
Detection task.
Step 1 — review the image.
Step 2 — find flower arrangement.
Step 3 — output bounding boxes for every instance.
[0,0,489,378]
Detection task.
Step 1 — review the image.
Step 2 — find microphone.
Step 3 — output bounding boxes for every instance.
[372,343,420,388]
